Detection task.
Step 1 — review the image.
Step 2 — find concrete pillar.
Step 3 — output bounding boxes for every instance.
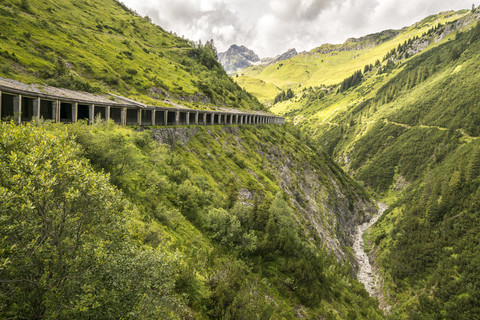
[13,94,21,124]
[137,108,142,126]
[235,114,238,125]
[0,90,2,120]
[89,104,95,125]
[164,110,168,126]
[52,101,57,123]
[72,102,78,123]
[121,107,126,125]
[186,112,190,125]
[106,106,111,122]
[175,110,179,125]
[151,109,155,126]
[33,97,40,121]
[195,112,199,125]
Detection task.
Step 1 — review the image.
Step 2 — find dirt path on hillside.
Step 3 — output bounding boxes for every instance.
[353,203,388,302]
[383,118,479,140]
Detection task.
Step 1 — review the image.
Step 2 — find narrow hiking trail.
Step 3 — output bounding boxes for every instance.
[353,203,388,300]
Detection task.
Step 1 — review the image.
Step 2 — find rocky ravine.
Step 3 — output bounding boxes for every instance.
[353,202,388,302]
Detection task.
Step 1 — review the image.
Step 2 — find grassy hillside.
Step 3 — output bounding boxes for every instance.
[0,121,385,319]
[0,0,263,110]
[272,8,480,319]
[236,10,468,103]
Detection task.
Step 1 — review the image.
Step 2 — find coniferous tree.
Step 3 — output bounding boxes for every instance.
[466,147,480,182]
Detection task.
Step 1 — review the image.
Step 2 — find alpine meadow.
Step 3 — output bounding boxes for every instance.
[1,0,480,319]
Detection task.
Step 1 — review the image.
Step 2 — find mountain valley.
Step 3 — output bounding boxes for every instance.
[1,0,480,319]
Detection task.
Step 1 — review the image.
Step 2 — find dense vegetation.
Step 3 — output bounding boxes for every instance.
[263,8,480,319]
[274,88,294,104]
[0,122,184,319]
[0,121,384,319]
[0,0,263,110]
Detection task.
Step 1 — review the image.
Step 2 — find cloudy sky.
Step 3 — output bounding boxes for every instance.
[121,0,474,57]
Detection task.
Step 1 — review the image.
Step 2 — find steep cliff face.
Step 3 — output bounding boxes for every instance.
[152,125,376,261]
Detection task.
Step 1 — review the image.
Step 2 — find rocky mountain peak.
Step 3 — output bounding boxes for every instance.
[218,44,260,74]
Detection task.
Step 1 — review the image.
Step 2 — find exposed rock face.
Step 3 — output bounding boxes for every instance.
[218,44,260,74]
[152,127,376,262]
[218,46,299,73]
[260,48,299,65]
[152,127,199,149]
[313,29,401,54]
[275,48,298,62]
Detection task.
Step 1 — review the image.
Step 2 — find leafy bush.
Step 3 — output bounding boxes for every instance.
[0,122,184,319]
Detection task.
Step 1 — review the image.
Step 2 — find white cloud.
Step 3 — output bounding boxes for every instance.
[212,25,236,42]
[120,0,474,57]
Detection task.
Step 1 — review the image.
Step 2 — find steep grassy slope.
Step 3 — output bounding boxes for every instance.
[272,9,480,319]
[0,0,263,110]
[1,121,385,319]
[237,10,468,103]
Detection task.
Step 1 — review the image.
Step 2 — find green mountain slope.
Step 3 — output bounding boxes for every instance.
[0,0,262,110]
[0,121,385,319]
[236,10,468,104]
[271,8,480,319]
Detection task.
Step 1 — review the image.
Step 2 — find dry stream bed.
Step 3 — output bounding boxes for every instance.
[353,203,388,307]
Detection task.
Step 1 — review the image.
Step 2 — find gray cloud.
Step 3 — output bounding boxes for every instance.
[121,0,474,57]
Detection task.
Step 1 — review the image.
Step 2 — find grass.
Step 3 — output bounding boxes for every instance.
[275,10,480,318]
[0,0,264,111]
[236,10,468,103]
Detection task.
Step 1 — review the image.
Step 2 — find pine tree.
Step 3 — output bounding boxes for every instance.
[466,147,480,181]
